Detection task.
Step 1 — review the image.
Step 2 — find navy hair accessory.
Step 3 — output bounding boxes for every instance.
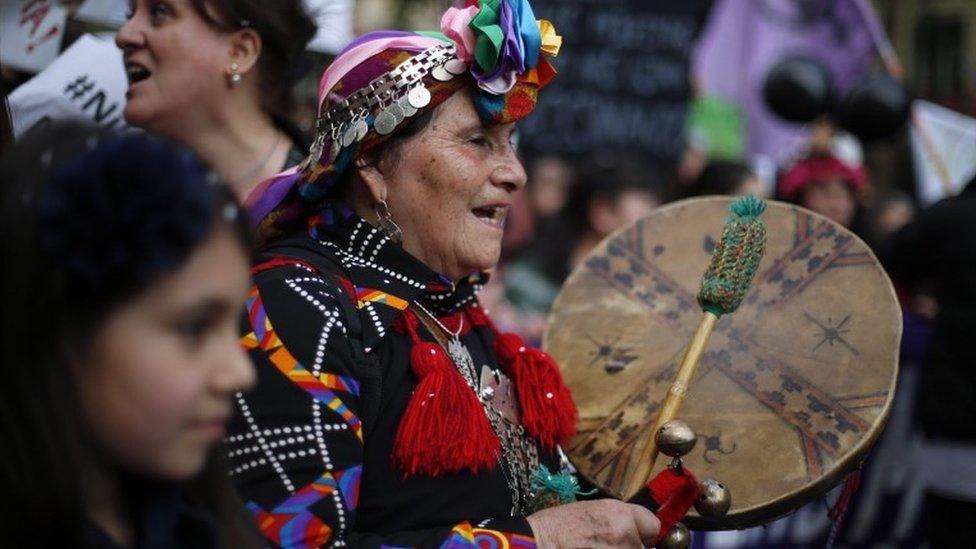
[37,134,216,297]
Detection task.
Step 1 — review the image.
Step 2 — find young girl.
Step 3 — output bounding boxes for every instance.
[0,124,261,548]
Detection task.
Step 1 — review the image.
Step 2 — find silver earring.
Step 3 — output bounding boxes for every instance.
[229,62,242,85]
[374,200,402,244]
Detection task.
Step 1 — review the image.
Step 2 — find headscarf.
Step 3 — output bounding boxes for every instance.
[245,0,561,240]
[778,154,868,201]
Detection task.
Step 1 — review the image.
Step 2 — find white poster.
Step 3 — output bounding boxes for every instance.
[911,100,976,206]
[75,0,129,27]
[0,0,69,73]
[7,33,129,138]
[305,0,354,55]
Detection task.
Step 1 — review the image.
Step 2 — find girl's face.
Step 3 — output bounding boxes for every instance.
[76,227,254,480]
[801,178,858,229]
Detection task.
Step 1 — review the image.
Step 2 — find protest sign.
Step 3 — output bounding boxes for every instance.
[0,0,69,73]
[8,33,128,138]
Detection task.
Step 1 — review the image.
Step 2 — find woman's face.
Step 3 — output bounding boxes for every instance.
[116,0,234,134]
[801,178,858,228]
[380,91,528,280]
[76,228,254,480]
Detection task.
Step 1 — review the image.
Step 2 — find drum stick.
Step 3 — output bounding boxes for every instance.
[625,196,768,498]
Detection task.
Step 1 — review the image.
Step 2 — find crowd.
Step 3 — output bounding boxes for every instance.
[1,0,974,548]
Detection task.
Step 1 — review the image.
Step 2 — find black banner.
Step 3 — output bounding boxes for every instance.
[520,0,712,165]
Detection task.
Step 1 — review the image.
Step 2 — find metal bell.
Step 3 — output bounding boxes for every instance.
[694,478,731,517]
[655,420,697,458]
[657,522,691,549]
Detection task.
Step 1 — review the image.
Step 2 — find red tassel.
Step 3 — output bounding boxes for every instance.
[647,467,700,545]
[493,332,577,449]
[392,311,499,477]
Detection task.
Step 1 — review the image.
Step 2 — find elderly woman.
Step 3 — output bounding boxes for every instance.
[226,3,660,547]
[116,0,315,200]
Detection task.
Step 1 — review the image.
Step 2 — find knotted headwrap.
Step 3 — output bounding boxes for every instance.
[245,0,561,240]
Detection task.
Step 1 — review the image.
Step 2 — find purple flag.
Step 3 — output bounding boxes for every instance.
[693,0,888,165]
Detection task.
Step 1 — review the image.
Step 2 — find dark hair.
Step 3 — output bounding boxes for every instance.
[686,160,756,198]
[189,0,317,117]
[0,123,256,548]
[528,153,667,283]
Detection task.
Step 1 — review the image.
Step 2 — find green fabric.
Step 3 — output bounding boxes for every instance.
[415,30,451,43]
[471,0,504,72]
[698,197,768,316]
[687,95,745,160]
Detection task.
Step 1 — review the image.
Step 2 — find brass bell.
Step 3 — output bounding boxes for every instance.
[657,522,691,549]
[655,420,697,458]
[694,478,731,517]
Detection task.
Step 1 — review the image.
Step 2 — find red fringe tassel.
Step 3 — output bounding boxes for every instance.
[647,467,700,545]
[392,311,499,477]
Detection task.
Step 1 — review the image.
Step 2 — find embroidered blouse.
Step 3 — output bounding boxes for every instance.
[225,210,557,548]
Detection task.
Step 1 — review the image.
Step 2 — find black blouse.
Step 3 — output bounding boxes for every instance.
[225,209,557,548]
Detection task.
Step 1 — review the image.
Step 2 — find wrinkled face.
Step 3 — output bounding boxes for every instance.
[76,228,254,480]
[116,0,233,135]
[801,178,857,228]
[382,91,528,280]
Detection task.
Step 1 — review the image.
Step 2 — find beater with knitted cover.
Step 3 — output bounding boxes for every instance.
[624,196,768,497]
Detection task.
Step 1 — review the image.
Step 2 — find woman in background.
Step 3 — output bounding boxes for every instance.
[0,125,259,548]
[116,0,315,201]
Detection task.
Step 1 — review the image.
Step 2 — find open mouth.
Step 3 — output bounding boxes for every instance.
[124,61,151,86]
[472,205,507,229]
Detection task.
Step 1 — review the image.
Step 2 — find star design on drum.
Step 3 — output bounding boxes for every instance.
[586,334,639,374]
[803,312,860,356]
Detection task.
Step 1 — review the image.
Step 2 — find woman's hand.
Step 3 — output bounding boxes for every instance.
[526,499,660,548]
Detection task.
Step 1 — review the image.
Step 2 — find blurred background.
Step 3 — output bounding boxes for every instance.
[3,1,975,547]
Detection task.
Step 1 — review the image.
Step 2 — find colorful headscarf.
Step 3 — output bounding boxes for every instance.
[245,0,561,240]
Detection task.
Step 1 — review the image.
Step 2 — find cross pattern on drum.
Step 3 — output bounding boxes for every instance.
[566,208,881,494]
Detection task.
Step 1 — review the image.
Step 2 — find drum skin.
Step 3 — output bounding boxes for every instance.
[543,197,901,529]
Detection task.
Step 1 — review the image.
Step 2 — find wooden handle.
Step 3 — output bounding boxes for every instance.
[624,311,719,498]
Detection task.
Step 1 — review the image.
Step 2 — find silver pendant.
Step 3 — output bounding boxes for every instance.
[408,85,431,109]
[399,95,417,118]
[431,64,453,82]
[386,102,405,124]
[446,336,477,385]
[354,118,368,142]
[479,366,521,425]
[445,58,467,75]
[341,123,358,148]
[374,110,397,135]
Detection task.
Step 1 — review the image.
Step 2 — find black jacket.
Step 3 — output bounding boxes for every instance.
[225,210,558,548]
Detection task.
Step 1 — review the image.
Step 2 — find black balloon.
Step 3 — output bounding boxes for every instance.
[763,56,833,123]
[835,73,912,141]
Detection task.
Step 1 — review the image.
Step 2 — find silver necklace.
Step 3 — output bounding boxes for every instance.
[410,303,540,514]
[235,130,282,186]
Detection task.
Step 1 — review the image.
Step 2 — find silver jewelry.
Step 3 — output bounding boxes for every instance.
[305,44,462,171]
[410,303,540,515]
[374,200,402,244]
[229,62,243,85]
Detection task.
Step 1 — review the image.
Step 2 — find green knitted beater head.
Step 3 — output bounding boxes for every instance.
[698,196,768,317]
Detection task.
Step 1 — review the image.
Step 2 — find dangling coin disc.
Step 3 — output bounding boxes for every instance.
[354,119,368,142]
[399,96,417,117]
[431,65,452,82]
[408,86,431,109]
[445,59,467,75]
[386,102,405,124]
[374,110,397,135]
[341,124,357,148]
